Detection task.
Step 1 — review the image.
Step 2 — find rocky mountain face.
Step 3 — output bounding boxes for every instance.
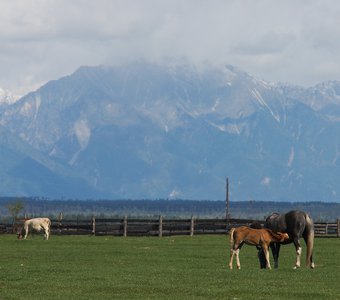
[1,62,340,201]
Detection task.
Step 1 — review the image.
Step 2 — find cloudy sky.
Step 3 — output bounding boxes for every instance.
[1,0,340,95]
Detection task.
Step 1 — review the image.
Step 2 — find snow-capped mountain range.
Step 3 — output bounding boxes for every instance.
[1,61,340,201]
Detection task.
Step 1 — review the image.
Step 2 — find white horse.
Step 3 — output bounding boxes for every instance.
[18,218,51,240]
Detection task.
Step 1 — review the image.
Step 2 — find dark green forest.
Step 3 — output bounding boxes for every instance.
[0,197,339,222]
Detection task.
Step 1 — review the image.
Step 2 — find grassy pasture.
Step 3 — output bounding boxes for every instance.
[0,234,339,300]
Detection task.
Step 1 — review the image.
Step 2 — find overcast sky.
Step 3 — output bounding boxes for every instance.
[1,0,340,95]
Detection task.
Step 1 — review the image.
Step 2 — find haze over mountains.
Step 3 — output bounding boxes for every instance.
[1,61,340,202]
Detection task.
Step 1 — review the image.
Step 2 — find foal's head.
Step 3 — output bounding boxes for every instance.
[278,232,290,242]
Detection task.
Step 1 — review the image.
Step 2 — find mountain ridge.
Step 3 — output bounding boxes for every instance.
[1,62,340,201]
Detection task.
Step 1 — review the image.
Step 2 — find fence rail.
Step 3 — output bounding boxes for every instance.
[2,217,339,237]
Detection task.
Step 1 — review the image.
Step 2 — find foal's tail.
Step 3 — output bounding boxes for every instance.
[229,228,236,245]
[305,213,315,268]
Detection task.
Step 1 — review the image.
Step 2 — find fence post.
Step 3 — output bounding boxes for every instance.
[92,216,96,236]
[190,216,195,237]
[337,219,340,238]
[123,216,128,237]
[159,215,163,237]
[58,212,63,235]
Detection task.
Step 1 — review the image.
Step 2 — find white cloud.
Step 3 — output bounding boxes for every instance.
[261,177,271,186]
[169,189,181,199]
[1,0,340,94]
[288,146,295,168]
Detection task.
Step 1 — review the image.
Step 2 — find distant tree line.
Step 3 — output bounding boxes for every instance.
[0,197,339,222]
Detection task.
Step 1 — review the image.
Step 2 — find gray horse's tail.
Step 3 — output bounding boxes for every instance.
[305,213,315,268]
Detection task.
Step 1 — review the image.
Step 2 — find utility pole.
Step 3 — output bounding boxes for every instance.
[226,177,230,222]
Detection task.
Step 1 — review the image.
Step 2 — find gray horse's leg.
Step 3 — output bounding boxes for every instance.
[270,243,280,268]
[303,233,315,269]
[293,238,302,269]
[258,248,267,269]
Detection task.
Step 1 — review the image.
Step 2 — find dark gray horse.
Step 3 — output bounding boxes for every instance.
[260,210,315,269]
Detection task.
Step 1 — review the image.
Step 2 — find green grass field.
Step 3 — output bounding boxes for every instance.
[0,234,339,300]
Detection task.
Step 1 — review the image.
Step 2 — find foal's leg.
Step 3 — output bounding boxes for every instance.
[229,247,241,269]
[229,248,235,269]
[235,249,241,269]
[293,238,302,269]
[234,242,244,270]
[229,240,239,269]
[262,245,271,269]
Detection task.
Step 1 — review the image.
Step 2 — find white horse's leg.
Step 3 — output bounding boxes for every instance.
[24,225,28,239]
[43,225,50,240]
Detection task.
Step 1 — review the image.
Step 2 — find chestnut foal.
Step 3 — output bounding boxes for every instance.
[229,226,289,269]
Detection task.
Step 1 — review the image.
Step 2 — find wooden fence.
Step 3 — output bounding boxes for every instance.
[2,217,339,237]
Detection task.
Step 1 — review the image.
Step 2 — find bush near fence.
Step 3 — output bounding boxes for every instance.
[2,217,339,237]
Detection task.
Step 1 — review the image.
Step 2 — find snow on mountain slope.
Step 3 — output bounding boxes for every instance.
[0,88,19,105]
